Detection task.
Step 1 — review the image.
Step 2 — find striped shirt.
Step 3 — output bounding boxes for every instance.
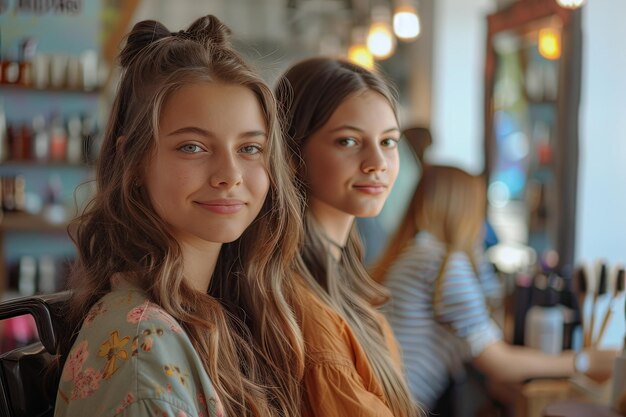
[382,231,502,409]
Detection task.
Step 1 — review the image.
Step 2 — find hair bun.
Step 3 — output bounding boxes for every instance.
[186,15,232,48]
[119,20,171,68]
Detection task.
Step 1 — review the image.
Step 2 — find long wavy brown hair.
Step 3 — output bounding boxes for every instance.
[371,165,486,284]
[59,15,305,417]
[275,57,422,417]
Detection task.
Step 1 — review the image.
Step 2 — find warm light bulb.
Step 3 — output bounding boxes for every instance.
[393,6,421,40]
[348,44,375,69]
[367,22,396,60]
[538,28,561,60]
[555,0,585,9]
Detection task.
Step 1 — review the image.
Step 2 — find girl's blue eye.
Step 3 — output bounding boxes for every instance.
[381,138,399,148]
[337,137,358,147]
[178,144,203,154]
[240,144,263,155]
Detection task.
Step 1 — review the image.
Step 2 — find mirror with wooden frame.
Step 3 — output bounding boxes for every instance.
[484,0,582,270]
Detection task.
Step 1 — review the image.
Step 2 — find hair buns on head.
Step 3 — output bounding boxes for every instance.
[119,15,231,69]
[119,20,171,68]
[185,14,232,48]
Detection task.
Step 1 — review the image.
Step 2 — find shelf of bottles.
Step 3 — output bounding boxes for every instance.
[0,108,100,297]
[0,34,105,299]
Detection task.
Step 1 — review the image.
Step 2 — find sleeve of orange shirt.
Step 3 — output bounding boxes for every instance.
[299,290,397,417]
[302,356,396,417]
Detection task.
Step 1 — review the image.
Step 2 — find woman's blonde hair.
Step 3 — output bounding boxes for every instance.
[372,165,486,284]
[59,15,304,417]
[275,57,421,417]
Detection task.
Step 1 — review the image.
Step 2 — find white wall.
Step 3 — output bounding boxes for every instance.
[576,0,626,348]
[430,0,495,174]
[576,1,626,266]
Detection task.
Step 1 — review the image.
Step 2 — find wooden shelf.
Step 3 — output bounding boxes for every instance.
[0,83,100,94]
[0,212,68,233]
[0,160,93,168]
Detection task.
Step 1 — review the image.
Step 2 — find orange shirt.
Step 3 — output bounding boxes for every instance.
[297,283,403,417]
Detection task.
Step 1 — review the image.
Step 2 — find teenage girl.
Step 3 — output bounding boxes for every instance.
[276,57,422,417]
[55,15,305,417]
[373,165,617,413]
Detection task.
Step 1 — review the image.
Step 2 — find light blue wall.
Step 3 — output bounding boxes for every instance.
[430,0,495,174]
[577,2,626,271]
[576,0,626,348]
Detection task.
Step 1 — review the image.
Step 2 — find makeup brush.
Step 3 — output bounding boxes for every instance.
[573,265,590,347]
[594,267,625,347]
[589,261,607,345]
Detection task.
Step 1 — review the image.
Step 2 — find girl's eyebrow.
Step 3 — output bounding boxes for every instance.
[167,126,211,137]
[241,130,268,139]
[328,125,400,135]
[167,126,268,139]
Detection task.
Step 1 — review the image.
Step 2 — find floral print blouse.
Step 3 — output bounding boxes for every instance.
[54,279,224,417]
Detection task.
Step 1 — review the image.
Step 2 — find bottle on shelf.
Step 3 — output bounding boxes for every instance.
[32,114,49,161]
[20,123,32,160]
[31,53,49,89]
[512,267,534,345]
[0,29,3,84]
[1,175,26,213]
[2,53,20,85]
[42,174,66,224]
[48,115,67,161]
[0,100,7,161]
[17,255,37,296]
[49,53,69,89]
[80,49,99,92]
[17,37,36,87]
[524,271,564,354]
[7,124,23,161]
[37,255,57,294]
[66,115,83,164]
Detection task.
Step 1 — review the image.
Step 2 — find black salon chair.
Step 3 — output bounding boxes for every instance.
[0,292,70,417]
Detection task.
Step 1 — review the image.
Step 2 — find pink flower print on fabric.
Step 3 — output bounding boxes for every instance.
[61,340,89,381]
[84,301,107,326]
[126,304,148,324]
[126,302,183,333]
[176,410,188,417]
[70,368,103,400]
[114,391,135,415]
[148,305,183,334]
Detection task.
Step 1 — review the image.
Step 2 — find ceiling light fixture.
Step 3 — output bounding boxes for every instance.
[393,2,420,40]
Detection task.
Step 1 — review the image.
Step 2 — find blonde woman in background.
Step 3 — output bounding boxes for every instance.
[372,165,616,415]
[54,15,305,417]
[275,57,422,417]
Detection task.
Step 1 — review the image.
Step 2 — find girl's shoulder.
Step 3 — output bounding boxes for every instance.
[55,286,223,417]
[78,284,185,336]
[293,279,356,358]
[295,280,344,329]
